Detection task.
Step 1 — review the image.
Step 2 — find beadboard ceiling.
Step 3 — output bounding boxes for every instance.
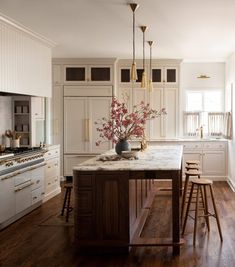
[1,0,235,61]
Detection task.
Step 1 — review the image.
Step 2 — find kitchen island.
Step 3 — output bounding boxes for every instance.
[73,145,183,255]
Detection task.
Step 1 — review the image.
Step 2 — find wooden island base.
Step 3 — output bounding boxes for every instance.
[73,146,183,255]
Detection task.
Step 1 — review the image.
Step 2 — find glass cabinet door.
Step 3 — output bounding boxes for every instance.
[166,68,177,83]
[152,68,162,83]
[64,65,87,83]
[164,67,178,85]
[90,67,111,82]
[119,68,144,84]
[120,69,130,83]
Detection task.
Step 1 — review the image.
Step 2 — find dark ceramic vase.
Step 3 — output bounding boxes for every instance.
[115,139,131,155]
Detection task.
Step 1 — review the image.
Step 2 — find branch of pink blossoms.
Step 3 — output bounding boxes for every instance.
[95,97,167,146]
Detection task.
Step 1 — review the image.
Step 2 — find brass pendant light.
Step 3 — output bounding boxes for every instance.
[148,41,154,91]
[140,26,148,88]
[130,3,139,82]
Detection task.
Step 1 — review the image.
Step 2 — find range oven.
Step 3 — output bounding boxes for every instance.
[0,147,45,177]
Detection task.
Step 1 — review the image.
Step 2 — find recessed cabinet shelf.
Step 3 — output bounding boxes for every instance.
[12,97,31,147]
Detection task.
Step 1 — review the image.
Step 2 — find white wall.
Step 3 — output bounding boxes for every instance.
[180,62,225,136]
[0,96,12,145]
[225,53,235,187]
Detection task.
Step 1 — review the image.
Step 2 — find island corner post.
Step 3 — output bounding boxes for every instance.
[73,146,183,255]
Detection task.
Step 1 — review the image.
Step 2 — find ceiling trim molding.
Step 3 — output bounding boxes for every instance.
[0,12,56,47]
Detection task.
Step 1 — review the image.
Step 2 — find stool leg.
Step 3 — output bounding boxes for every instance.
[209,185,223,242]
[203,185,210,231]
[61,188,68,216]
[181,174,189,222]
[182,183,195,235]
[66,188,71,222]
[193,185,200,246]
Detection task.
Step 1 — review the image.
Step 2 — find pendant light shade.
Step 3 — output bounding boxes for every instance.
[130,3,139,82]
[140,26,148,88]
[148,41,154,91]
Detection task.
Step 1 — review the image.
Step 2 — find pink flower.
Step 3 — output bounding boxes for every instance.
[94,97,166,146]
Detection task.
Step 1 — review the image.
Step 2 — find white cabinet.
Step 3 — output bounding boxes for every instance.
[64,64,114,85]
[31,165,44,204]
[64,91,112,176]
[182,141,227,179]
[52,65,63,85]
[117,59,181,139]
[152,66,178,87]
[43,145,61,202]
[202,151,226,176]
[149,87,178,139]
[64,96,112,154]
[0,175,15,224]
[31,97,45,120]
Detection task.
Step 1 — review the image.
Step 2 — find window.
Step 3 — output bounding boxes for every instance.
[184,90,224,137]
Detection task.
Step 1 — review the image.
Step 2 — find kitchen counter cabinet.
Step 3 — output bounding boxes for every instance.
[73,146,183,255]
[43,145,61,202]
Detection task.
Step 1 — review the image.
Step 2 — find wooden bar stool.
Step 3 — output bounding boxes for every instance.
[61,183,73,222]
[185,164,199,171]
[181,170,201,221]
[182,178,223,246]
[186,160,200,166]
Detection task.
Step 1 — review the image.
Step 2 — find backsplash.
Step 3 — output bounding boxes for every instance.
[0,96,12,144]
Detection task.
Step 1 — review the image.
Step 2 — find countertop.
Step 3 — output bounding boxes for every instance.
[131,138,228,143]
[73,145,183,172]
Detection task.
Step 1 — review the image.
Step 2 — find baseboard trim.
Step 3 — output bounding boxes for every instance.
[227,177,235,192]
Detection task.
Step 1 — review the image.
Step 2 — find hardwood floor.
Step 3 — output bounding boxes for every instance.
[1,181,235,267]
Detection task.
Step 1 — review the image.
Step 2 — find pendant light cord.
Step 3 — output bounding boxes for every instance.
[143,30,145,71]
[150,43,152,80]
[133,11,135,63]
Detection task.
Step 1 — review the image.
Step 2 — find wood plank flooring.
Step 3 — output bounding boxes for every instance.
[1,181,235,267]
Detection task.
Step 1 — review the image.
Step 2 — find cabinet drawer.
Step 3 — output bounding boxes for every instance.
[32,187,43,204]
[31,176,43,190]
[44,147,60,160]
[203,142,226,150]
[45,158,59,177]
[45,176,60,193]
[183,142,203,150]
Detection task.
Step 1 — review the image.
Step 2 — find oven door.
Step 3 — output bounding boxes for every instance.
[14,171,32,214]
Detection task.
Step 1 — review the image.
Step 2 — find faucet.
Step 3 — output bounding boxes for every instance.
[199,126,204,139]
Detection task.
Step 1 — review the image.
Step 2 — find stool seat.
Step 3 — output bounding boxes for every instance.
[191,178,212,185]
[185,170,202,176]
[185,165,199,171]
[186,160,200,165]
[61,183,73,222]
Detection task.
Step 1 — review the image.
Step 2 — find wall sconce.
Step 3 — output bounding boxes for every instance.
[197,74,210,79]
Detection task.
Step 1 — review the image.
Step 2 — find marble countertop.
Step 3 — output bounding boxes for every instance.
[73,145,183,172]
[130,138,228,143]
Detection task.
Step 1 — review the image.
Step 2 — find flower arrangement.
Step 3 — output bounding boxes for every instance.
[95,97,166,146]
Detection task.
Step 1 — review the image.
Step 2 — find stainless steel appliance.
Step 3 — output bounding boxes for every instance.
[0,147,45,176]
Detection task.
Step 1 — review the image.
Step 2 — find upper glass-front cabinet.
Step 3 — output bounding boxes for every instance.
[119,66,177,86]
[119,68,144,84]
[152,67,178,86]
[64,65,113,84]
